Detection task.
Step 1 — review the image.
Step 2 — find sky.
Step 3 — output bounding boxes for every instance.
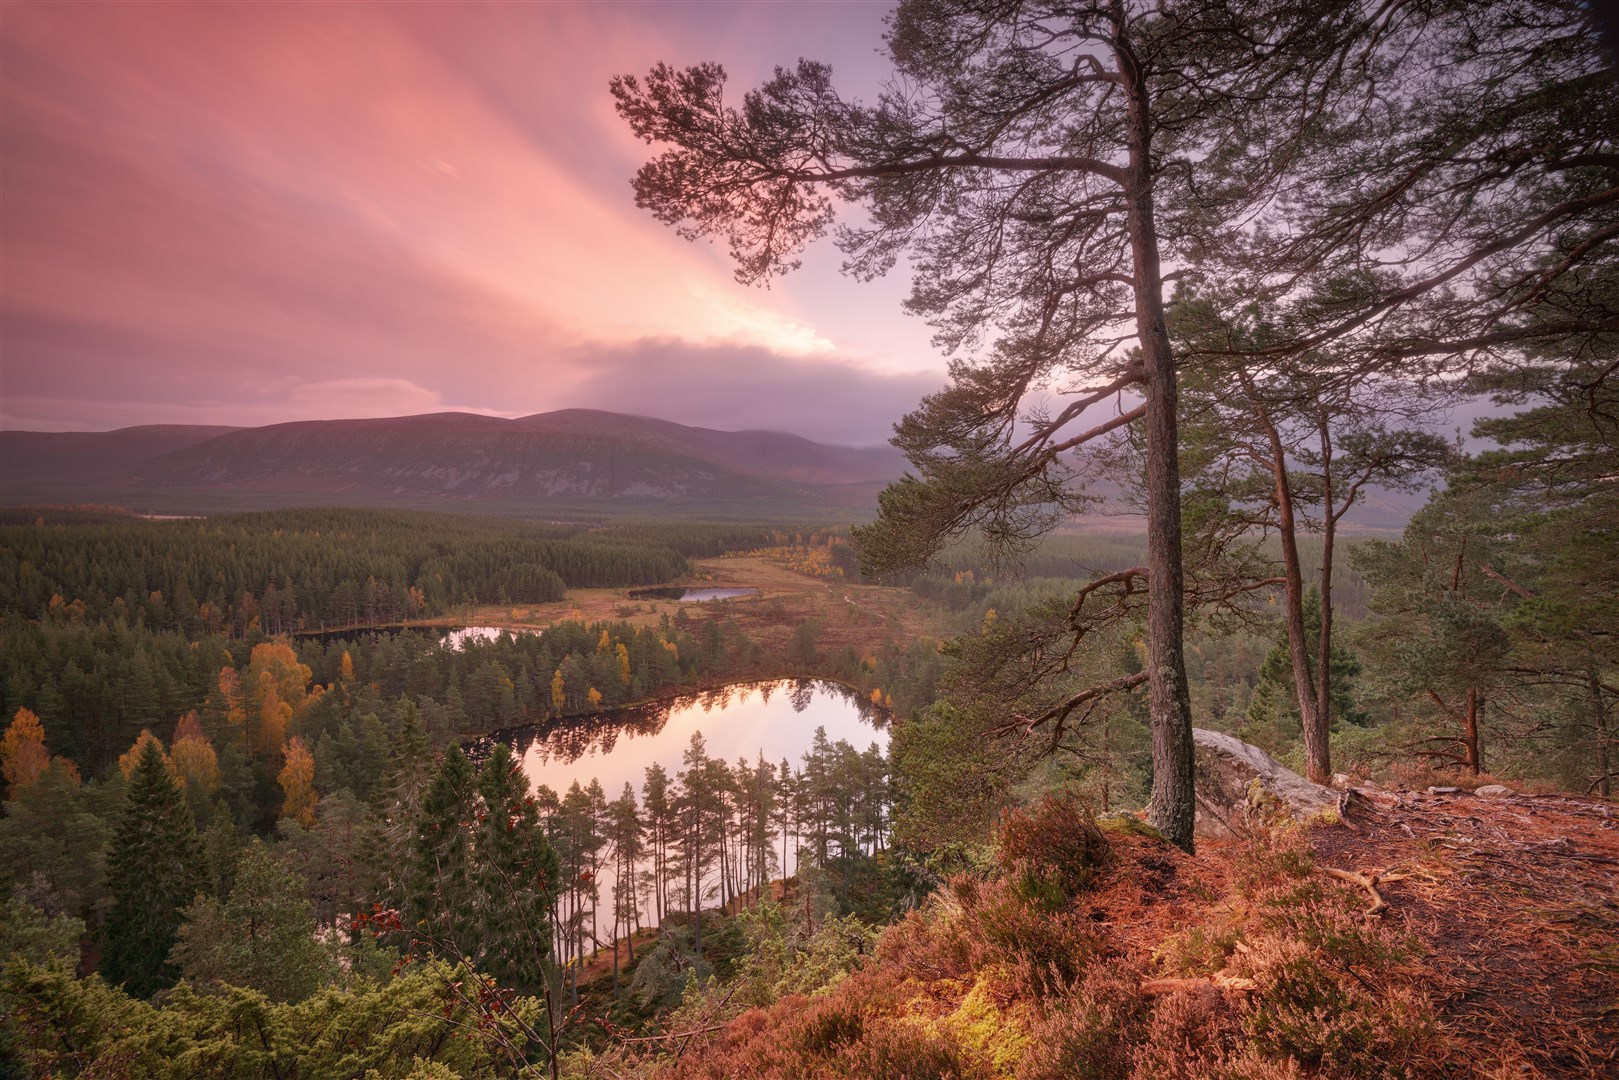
[0,1,947,445]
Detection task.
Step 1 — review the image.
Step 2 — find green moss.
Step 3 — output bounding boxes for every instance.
[942,973,1031,1076]
[1096,812,1167,843]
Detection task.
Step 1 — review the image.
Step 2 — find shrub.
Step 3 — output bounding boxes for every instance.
[1237,940,1439,1077]
[1231,825,1316,896]
[935,875,1112,999]
[1154,924,1245,978]
[1249,877,1412,970]
[845,1018,989,1080]
[1125,986,1242,1079]
[996,792,1111,909]
[1016,964,1149,1080]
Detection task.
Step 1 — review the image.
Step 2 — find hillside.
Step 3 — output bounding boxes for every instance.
[0,410,904,513]
[514,409,906,486]
[0,425,243,487]
[600,790,1619,1078]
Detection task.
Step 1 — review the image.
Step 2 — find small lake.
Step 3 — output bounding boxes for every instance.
[626,586,759,602]
[441,625,537,649]
[483,679,886,937]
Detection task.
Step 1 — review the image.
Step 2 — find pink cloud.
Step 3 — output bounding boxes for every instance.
[1,2,940,443]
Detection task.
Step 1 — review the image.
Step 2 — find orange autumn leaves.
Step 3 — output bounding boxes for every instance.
[14,640,340,826]
[1,706,70,796]
[277,736,317,828]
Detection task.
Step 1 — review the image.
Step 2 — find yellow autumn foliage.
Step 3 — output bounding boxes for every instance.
[278,736,318,828]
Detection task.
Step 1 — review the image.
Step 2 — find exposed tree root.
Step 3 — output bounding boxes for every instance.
[1322,865,1409,918]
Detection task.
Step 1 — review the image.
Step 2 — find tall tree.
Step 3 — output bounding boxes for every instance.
[614,0,1618,849]
[102,740,204,999]
[471,743,560,995]
[1353,485,1526,775]
[1161,309,1452,780]
[278,736,319,828]
[1464,297,1619,792]
[408,747,478,964]
[0,756,109,923]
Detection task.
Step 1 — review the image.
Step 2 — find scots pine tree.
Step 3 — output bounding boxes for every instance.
[169,839,332,1003]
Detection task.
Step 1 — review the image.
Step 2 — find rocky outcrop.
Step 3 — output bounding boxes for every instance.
[1473,784,1518,798]
[1192,728,1348,838]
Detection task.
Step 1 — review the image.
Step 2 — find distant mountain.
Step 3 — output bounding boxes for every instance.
[0,425,244,486]
[0,410,1431,529]
[0,411,905,509]
[513,410,905,486]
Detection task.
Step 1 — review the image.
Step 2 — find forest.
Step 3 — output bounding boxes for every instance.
[3,0,1618,1077]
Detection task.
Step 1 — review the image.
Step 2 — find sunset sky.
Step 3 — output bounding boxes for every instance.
[0,1,947,444]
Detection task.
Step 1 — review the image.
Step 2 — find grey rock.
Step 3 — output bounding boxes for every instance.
[1473,784,1517,798]
[1192,728,1346,839]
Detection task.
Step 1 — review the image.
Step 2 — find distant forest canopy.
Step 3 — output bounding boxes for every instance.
[0,509,944,784]
[0,508,801,631]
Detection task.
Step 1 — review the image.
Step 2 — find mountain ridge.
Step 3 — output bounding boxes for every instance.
[0,410,904,509]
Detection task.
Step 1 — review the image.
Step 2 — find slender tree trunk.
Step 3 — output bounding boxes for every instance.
[1316,412,1337,756]
[1119,25,1196,852]
[691,809,702,957]
[1591,667,1612,798]
[1464,689,1483,776]
[1257,404,1329,782]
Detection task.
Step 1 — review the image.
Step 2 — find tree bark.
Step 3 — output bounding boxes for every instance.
[1119,20,1196,853]
[1254,394,1329,782]
[1316,411,1337,769]
[1464,689,1483,776]
[1591,667,1612,799]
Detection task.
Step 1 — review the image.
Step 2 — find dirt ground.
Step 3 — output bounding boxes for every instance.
[1313,787,1619,1075]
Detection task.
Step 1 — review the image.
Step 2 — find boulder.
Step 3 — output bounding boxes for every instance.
[1192,728,1346,839]
[1473,784,1517,798]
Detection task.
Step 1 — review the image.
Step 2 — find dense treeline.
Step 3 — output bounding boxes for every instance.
[0,612,719,783]
[0,507,718,633]
[0,672,895,1073]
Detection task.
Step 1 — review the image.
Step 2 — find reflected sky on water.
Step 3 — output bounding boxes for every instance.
[480,679,887,939]
[494,679,885,803]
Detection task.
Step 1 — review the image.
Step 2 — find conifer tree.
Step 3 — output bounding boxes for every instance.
[614,0,1618,849]
[470,743,559,994]
[102,739,204,998]
[408,746,478,961]
[169,839,332,1003]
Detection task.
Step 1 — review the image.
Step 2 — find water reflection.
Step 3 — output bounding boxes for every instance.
[491,679,883,794]
[626,586,759,602]
[479,680,887,940]
[442,625,537,649]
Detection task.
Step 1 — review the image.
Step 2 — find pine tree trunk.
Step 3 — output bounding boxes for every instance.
[1120,26,1196,853]
[1464,689,1483,775]
[1261,414,1329,783]
[1316,413,1338,764]
[1591,667,1612,798]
